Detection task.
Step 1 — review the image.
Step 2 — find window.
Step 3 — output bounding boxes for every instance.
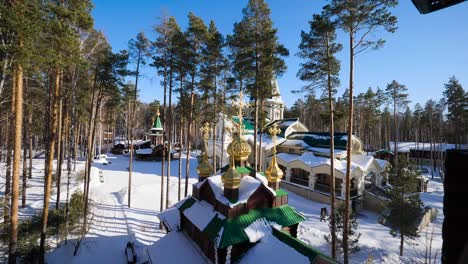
[290,168,309,186]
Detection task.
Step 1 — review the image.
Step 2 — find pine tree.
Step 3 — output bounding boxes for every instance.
[325,205,361,258]
[185,12,207,196]
[443,76,466,147]
[128,32,150,207]
[200,20,227,173]
[297,11,342,259]
[326,2,397,262]
[385,80,409,174]
[386,158,423,256]
[230,0,288,171]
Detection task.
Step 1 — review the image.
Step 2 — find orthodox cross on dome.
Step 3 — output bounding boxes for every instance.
[269,123,281,155]
[265,122,283,190]
[233,91,248,136]
[200,122,212,151]
[197,122,213,180]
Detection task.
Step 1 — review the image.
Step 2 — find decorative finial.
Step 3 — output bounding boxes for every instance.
[156,105,160,117]
[269,123,281,153]
[197,122,213,180]
[222,155,241,202]
[265,122,283,190]
[200,122,212,144]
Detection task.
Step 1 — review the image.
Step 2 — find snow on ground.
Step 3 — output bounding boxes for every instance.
[2,153,444,263]
[0,157,86,222]
[46,153,199,263]
[289,172,444,264]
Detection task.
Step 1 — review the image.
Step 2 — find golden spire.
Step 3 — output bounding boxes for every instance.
[222,155,241,189]
[197,122,213,180]
[156,105,160,117]
[265,123,283,190]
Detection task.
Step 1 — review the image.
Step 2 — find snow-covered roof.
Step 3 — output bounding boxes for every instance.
[389,142,464,153]
[240,225,311,263]
[351,155,375,171]
[276,152,364,175]
[146,231,207,263]
[280,140,347,157]
[134,140,151,147]
[244,134,286,150]
[135,148,152,155]
[183,200,225,231]
[157,207,179,231]
[201,174,275,208]
[375,159,390,170]
[244,218,280,243]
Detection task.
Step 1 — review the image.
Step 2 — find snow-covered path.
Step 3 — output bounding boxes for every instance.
[47,154,200,263]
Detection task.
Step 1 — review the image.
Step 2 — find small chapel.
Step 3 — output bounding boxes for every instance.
[153,105,336,264]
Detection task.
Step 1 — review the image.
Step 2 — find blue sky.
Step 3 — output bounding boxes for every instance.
[92,0,468,108]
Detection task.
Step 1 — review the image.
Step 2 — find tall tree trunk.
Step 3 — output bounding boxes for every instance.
[393,92,398,173]
[166,68,173,208]
[84,91,101,232]
[258,99,264,171]
[56,99,64,209]
[129,52,141,208]
[400,233,404,256]
[64,98,73,244]
[185,75,196,197]
[22,116,27,208]
[212,77,217,172]
[40,68,60,263]
[4,70,15,235]
[343,32,354,264]
[326,32,337,260]
[160,68,167,211]
[9,62,23,263]
[177,78,184,201]
[28,110,33,179]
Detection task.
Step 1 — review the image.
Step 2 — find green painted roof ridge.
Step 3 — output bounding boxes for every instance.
[203,215,226,241]
[218,205,305,248]
[275,189,288,197]
[178,197,196,213]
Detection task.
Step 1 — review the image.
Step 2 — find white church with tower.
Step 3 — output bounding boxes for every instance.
[207,78,391,207]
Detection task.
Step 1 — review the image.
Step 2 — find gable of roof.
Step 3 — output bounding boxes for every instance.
[232,116,255,134]
[288,132,349,150]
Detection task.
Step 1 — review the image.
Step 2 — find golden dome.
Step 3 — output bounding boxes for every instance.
[197,153,213,178]
[265,155,283,183]
[222,156,241,189]
[227,135,251,162]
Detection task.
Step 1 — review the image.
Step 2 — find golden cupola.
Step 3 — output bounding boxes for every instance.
[265,123,283,190]
[227,91,251,165]
[226,128,251,163]
[197,122,213,181]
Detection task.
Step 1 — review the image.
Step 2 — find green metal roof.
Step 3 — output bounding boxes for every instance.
[275,189,288,197]
[232,116,255,134]
[288,132,349,150]
[203,215,226,241]
[217,205,305,248]
[375,149,395,155]
[152,116,163,130]
[178,197,196,213]
[220,165,255,175]
[272,227,337,263]
[178,197,334,262]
